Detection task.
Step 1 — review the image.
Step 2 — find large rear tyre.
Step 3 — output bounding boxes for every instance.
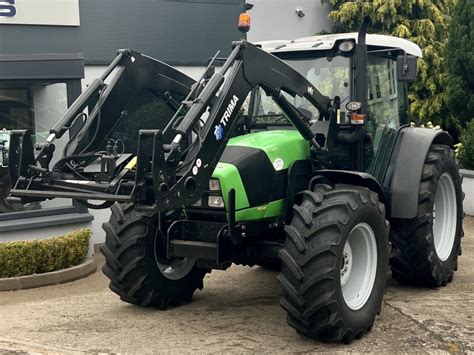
[279,184,389,343]
[101,203,208,309]
[391,144,464,287]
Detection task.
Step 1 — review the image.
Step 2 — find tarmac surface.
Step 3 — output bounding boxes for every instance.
[0,217,473,354]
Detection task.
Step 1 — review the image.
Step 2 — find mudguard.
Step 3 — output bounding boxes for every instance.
[386,127,453,219]
[313,169,386,205]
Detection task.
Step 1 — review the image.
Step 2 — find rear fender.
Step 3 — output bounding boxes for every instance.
[385,127,453,219]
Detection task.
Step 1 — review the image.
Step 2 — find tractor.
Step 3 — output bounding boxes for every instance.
[0,17,464,343]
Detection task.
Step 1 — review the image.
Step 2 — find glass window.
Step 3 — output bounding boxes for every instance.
[289,56,350,100]
[0,82,73,212]
[367,56,400,130]
[251,56,350,125]
[108,89,180,153]
[365,55,408,175]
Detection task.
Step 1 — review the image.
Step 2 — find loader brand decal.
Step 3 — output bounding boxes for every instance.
[214,95,239,141]
[214,125,224,141]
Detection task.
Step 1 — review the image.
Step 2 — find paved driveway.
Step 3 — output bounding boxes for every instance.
[1,217,473,353]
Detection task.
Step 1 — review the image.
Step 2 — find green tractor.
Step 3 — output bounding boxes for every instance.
[0,18,463,343]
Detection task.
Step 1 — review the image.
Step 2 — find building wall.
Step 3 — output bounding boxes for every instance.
[247,0,333,42]
[461,170,474,216]
[0,0,245,65]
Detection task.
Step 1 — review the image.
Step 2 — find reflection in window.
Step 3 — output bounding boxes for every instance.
[251,56,350,125]
[108,89,178,153]
[0,82,72,212]
[365,55,407,175]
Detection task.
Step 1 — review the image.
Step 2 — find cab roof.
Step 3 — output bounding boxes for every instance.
[257,33,423,58]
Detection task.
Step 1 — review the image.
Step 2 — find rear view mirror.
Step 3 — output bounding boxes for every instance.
[397,55,418,82]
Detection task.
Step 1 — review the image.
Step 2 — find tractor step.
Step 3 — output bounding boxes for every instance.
[166,220,232,264]
[170,240,218,260]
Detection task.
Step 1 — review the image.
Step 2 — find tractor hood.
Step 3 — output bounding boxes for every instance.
[212,130,310,220]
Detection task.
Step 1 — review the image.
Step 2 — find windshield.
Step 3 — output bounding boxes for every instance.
[252,55,350,124]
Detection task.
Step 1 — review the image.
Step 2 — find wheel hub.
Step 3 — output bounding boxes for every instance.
[156,258,196,280]
[154,229,196,281]
[340,223,378,311]
[340,242,353,287]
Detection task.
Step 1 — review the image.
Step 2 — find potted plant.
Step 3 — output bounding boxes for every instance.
[457,120,474,215]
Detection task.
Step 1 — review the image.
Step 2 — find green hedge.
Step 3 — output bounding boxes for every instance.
[0,229,91,278]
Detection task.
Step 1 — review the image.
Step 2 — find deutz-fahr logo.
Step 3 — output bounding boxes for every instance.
[0,0,16,17]
[214,95,239,141]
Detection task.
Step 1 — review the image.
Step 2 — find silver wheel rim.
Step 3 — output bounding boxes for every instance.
[433,173,457,261]
[154,230,196,281]
[156,257,196,281]
[341,223,378,311]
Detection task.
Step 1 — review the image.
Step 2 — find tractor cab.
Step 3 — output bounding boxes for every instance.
[196,32,423,224]
[253,33,422,178]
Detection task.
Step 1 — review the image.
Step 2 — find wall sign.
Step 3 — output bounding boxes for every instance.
[0,0,80,26]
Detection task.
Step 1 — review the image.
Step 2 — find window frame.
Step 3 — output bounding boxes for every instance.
[0,54,91,228]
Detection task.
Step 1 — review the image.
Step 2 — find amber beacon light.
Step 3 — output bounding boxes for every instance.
[238,13,251,33]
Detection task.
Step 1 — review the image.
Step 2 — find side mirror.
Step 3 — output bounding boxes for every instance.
[397,55,418,82]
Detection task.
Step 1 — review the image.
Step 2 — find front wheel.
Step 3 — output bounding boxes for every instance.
[279,184,389,343]
[101,203,208,309]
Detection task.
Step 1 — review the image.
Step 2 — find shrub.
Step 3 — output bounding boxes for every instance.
[0,229,91,278]
[458,120,474,170]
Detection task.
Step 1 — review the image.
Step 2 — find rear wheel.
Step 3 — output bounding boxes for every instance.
[279,184,389,343]
[101,203,208,309]
[391,144,464,287]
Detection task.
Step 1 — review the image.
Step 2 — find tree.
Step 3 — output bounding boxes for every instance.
[322,0,455,129]
[445,0,474,135]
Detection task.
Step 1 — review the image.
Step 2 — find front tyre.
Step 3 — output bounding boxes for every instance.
[391,144,464,287]
[279,184,389,343]
[101,203,208,309]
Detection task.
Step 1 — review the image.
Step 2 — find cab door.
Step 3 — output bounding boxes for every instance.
[364,53,409,180]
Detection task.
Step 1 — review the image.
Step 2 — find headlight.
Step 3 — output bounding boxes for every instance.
[208,195,224,208]
[209,179,221,191]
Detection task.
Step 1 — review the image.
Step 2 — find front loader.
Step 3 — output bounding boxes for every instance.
[0,17,464,343]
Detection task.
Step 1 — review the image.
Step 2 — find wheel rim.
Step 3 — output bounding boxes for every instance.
[156,257,196,281]
[433,173,457,261]
[341,223,378,311]
[154,230,196,281]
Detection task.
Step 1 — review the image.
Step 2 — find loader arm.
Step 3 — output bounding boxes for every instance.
[2,41,333,213]
[133,40,332,211]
